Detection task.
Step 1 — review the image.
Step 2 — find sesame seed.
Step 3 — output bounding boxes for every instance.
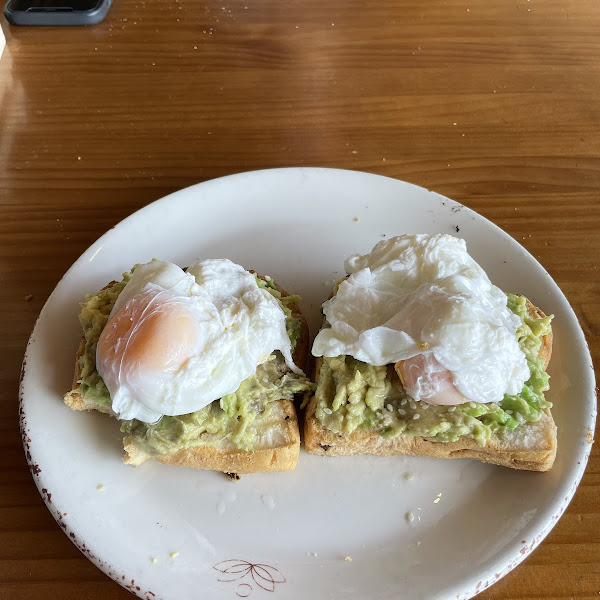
[398,408,406,416]
[96,484,105,491]
[405,512,415,522]
[387,404,393,412]
[421,403,429,409]
[170,552,179,558]
[404,473,415,481]
[413,413,420,420]
[410,402,417,410]
[151,557,158,564]
[345,556,352,562]
[400,399,408,406]
[448,406,456,412]
[323,408,332,415]
[469,402,477,408]
[505,409,513,415]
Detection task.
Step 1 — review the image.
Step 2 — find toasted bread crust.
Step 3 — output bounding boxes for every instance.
[123,399,300,472]
[64,274,309,473]
[304,298,557,472]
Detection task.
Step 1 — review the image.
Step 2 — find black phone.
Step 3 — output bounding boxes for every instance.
[3,0,112,25]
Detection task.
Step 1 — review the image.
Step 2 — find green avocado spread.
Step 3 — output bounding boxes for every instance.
[312,293,553,447]
[76,268,312,455]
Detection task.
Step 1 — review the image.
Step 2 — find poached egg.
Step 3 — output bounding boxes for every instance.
[311,234,529,406]
[96,259,300,423]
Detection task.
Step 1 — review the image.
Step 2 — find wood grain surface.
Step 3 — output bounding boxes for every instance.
[0,0,598,598]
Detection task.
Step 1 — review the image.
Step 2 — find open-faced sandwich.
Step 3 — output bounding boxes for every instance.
[304,234,556,471]
[64,258,312,474]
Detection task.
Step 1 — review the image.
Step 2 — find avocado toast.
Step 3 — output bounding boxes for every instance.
[64,263,312,474]
[305,296,555,471]
[305,234,557,472]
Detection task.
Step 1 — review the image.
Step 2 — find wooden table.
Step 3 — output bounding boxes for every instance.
[0,0,598,597]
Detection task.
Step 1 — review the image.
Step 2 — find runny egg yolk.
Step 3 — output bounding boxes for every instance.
[395,354,467,406]
[97,291,199,377]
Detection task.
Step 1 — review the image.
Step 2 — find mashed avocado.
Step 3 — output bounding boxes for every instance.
[255,275,304,350]
[313,293,553,447]
[77,272,132,406]
[122,355,309,454]
[77,268,312,455]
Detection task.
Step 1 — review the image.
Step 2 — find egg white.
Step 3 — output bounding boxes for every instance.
[97,259,299,422]
[312,234,530,405]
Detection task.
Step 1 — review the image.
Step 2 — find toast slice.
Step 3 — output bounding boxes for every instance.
[304,299,557,472]
[64,274,310,474]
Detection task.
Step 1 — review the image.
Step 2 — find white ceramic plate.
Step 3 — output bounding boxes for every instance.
[20,168,596,600]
